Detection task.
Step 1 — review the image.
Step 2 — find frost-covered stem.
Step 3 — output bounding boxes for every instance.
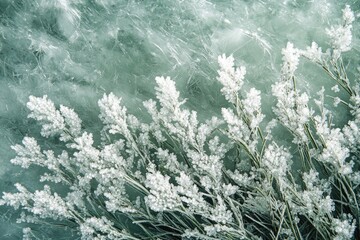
[284,201,302,240]
[274,204,286,240]
[302,214,331,239]
[338,175,360,229]
[321,62,354,96]
[225,196,244,231]
[235,94,265,156]
[124,175,149,195]
[304,124,318,150]
[299,143,316,172]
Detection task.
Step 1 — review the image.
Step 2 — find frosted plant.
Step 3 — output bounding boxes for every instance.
[1,5,359,240]
[326,5,355,59]
[27,95,82,142]
[261,143,291,181]
[272,42,314,144]
[217,54,246,104]
[281,42,300,79]
[331,215,357,240]
[302,42,323,64]
[144,164,181,212]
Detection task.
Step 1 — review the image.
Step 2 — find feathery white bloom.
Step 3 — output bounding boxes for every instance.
[297,170,335,218]
[155,76,184,112]
[10,137,44,168]
[27,95,65,138]
[343,120,360,153]
[98,93,132,139]
[65,188,85,210]
[0,183,32,210]
[302,42,323,63]
[22,227,32,240]
[272,42,315,144]
[187,150,223,184]
[204,224,244,238]
[281,42,300,78]
[333,97,341,107]
[175,172,209,213]
[59,105,82,141]
[221,108,251,142]
[331,85,340,93]
[209,195,233,224]
[272,81,313,144]
[326,5,355,57]
[79,216,125,240]
[208,135,228,158]
[222,183,238,197]
[349,94,360,121]
[149,76,225,184]
[227,170,256,187]
[314,113,352,175]
[332,215,356,240]
[217,54,246,104]
[71,132,100,166]
[342,5,355,24]
[243,88,264,130]
[156,148,181,173]
[145,165,181,212]
[32,185,70,220]
[27,95,82,141]
[262,143,291,179]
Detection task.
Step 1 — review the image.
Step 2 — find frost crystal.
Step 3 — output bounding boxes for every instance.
[281,42,300,78]
[145,165,181,212]
[27,95,65,138]
[302,42,323,63]
[326,5,355,58]
[27,95,82,141]
[217,54,246,104]
[262,143,291,179]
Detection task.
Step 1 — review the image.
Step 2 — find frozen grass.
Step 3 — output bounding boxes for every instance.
[1,5,360,239]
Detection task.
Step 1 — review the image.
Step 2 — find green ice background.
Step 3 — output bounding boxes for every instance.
[0,0,359,238]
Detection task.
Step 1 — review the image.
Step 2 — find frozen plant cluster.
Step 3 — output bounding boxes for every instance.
[1,5,360,240]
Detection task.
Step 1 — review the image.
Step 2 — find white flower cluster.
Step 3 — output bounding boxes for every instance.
[27,95,82,141]
[145,76,225,184]
[295,170,334,220]
[262,143,291,180]
[79,216,130,240]
[0,184,70,220]
[243,88,264,130]
[281,42,300,79]
[302,42,323,63]
[144,164,181,212]
[31,185,70,220]
[217,54,246,104]
[343,120,360,154]
[209,195,233,225]
[221,107,252,143]
[175,172,209,213]
[272,81,313,144]
[10,137,44,169]
[217,55,264,158]
[314,107,352,175]
[22,227,33,240]
[332,215,356,240]
[326,5,355,59]
[98,93,132,139]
